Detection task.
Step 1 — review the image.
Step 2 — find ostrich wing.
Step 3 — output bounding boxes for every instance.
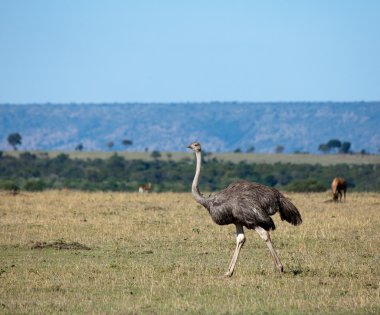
[207,181,279,230]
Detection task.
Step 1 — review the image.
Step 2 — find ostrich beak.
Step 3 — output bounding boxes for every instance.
[187,144,192,149]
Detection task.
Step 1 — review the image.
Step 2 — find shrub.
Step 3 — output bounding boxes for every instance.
[0,180,20,194]
[24,180,47,192]
[151,150,161,159]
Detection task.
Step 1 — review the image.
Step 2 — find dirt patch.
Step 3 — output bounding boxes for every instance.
[323,199,335,203]
[144,206,165,211]
[30,239,91,250]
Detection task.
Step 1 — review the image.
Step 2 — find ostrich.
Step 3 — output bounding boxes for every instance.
[187,142,302,277]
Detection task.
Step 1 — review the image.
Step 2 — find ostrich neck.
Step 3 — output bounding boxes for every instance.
[192,151,208,206]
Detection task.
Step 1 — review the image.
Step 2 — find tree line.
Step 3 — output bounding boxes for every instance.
[6,132,377,155]
[0,151,379,193]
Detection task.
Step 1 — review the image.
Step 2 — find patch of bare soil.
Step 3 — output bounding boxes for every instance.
[30,239,91,250]
[323,199,335,203]
[144,206,165,211]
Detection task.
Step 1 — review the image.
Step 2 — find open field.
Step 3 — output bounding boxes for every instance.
[1,191,379,314]
[4,150,380,165]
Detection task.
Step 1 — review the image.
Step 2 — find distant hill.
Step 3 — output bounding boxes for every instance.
[0,102,379,153]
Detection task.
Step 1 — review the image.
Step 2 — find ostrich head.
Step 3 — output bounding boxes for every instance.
[187,142,202,152]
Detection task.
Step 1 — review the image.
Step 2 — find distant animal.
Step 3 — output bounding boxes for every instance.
[187,142,302,277]
[331,177,347,202]
[138,183,153,193]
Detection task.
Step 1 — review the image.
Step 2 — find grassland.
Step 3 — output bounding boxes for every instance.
[0,191,379,314]
[5,150,380,165]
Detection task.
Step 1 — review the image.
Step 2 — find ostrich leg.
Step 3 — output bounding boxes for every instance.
[255,226,283,272]
[224,224,245,277]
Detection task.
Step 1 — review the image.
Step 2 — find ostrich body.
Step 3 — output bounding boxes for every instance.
[188,142,302,277]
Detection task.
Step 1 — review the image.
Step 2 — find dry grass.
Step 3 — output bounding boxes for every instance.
[0,191,379,314]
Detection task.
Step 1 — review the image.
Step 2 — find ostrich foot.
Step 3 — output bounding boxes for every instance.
[276,264,284,273]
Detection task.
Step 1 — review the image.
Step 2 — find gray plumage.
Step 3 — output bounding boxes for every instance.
[188,141,302,277]
[201,180,301,230]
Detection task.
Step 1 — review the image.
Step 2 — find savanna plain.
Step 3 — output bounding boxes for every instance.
[0,190,379,314]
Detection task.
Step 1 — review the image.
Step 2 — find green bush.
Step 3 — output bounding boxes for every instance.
[0,152,379,192]
[0,180,20,194]
[23,180,47,192]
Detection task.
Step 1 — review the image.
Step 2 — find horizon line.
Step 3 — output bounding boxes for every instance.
[1,100,379,106]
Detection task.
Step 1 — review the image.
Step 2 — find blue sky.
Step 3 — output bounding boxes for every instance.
[1,0,379,103]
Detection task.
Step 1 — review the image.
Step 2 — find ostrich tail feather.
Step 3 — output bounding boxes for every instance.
[278,196,302,226]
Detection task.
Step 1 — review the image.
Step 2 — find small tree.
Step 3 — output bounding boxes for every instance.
[275,145,284,154]
[339,141,351,154]
[107,141,114,150]
[151,150,161,159]
[7,133,22,150]
[246,146,255,153]
[327,139,342,153]
[75,143,84,151]
[122,139,133,150]
[318,143,330,154]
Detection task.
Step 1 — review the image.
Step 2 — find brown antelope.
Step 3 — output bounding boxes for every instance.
[331,177,347,202]
[138,182,153,193]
